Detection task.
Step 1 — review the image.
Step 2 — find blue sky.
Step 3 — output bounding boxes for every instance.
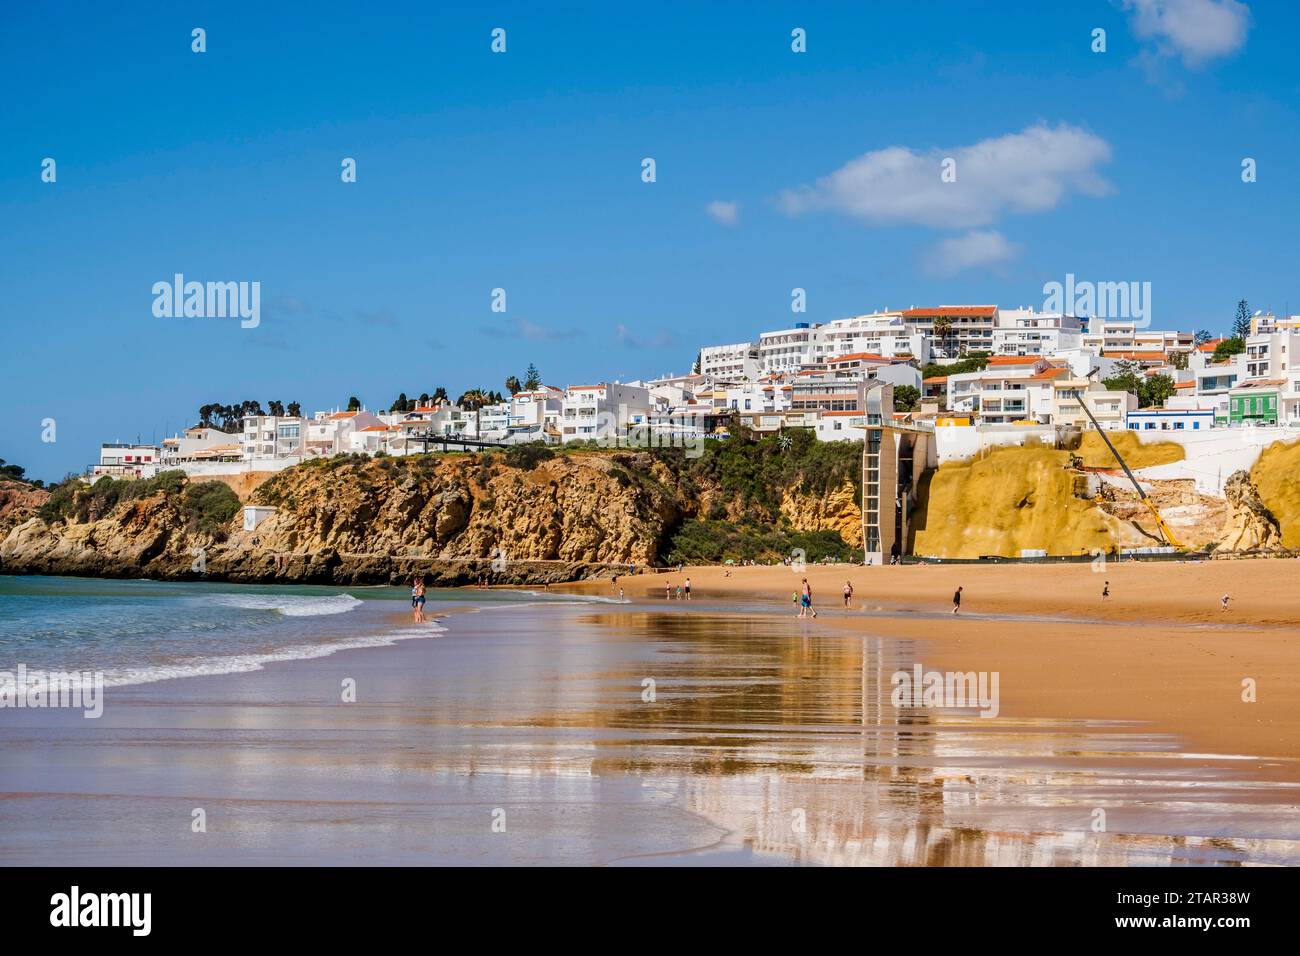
[2,0,1296,481]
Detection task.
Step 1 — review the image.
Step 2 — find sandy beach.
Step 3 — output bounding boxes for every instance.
[2,564,1298,866]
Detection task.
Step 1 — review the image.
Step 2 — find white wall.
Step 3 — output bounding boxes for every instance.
[1131,426,1298,495]
[934,424,1057,464]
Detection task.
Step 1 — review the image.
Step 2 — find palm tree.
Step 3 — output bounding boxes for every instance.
[457,389,493,439]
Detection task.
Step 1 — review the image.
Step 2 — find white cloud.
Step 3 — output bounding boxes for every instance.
[921,230,1020,277]
[705,200,740,227]
[1123,0,1251,68]
[777,123,1113,230]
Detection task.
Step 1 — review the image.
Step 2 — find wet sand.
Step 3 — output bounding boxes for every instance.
[2,581,1297,866]
[566,561,1300,777]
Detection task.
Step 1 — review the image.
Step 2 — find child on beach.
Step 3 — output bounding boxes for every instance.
[952,586,963,615]
[1102,581,1109,602]
[1221,593,1231,612]
[843,581,853,608]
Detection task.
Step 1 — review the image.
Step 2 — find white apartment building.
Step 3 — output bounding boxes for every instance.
[1249,312,1300,335]
[506,388,564,443]
[242,415,307,459]
[1052,379,1137,431]
[992,309,1083,356]
[698,342,761,381]
[902,306,997,358]
[303,410,384,458]
[93,443,162,479]
[945,356,1048,423]
[160,426,230,466]
[560,382,653,442]
[820,312,930,364]
[758,323,826,372]
[1081,319,1192,356]
[1190,348,1241,398]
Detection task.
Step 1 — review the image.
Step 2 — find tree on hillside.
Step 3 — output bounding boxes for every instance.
[457,389,494,438]
[1214,338,1245,362]
[347,396,362,412]
[1170,351,1189,371]
[1103,359,1145,399]
[692,351,702,375]
[1144,374,1176,408]
[523,363,541,390]
[1232,300,1252,341]
[893,385,920,412]
[1194,329,1213,345]
[505,376,522,396]
[267,400,286,417]
[287,401,302,418]
[0,459,26,481]
[432,387,449,404]
[390,393,410,413]
[922,354,988,380]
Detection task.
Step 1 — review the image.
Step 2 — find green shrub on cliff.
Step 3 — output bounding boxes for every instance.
[655,432,862,520]
[39,470,189,524]
[662,519,858,565]
[181,481,241,537]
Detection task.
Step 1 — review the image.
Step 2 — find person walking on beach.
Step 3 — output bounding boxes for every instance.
[843,580,854,608]
[952,586,963,615]
[619,587,625,602]
[684,577,691,600]
[412,576,427,624]
[665,582,672,600]
[1101,581,1110,602]
[798,578,813,618]
[1221,593,1231,612]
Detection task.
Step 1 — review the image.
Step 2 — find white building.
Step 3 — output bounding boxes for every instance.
[303,410,385,458]
[560,382,653,442]
[92,443,162,479]
[992,309,1083,356]
[698,342,760,381]
[820,312,929,364]
[758,323,825,372]
[1052,379,1137,431]
[242,414,307,459]
[160,426,230,466]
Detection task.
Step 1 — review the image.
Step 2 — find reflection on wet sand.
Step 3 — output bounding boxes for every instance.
[1,601,1295,865]
[522,610,1300,866]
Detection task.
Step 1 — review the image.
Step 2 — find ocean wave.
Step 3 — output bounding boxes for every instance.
[99,621,446,688]
[210,593,365,617]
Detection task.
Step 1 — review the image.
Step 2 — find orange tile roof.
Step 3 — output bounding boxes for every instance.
[1174,381,1195,388]
[1197,338,1226,352]
[1029,368,1071,380]
[902,306,997,318]
[985,355,1041,365]
[922,375,949,383]
[326,411,359,419]
[830,352,891,363]
[1108,351,1168,361]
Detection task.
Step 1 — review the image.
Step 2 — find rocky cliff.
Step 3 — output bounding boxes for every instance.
[1219,469,1283,551]
[0,444,861,584]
